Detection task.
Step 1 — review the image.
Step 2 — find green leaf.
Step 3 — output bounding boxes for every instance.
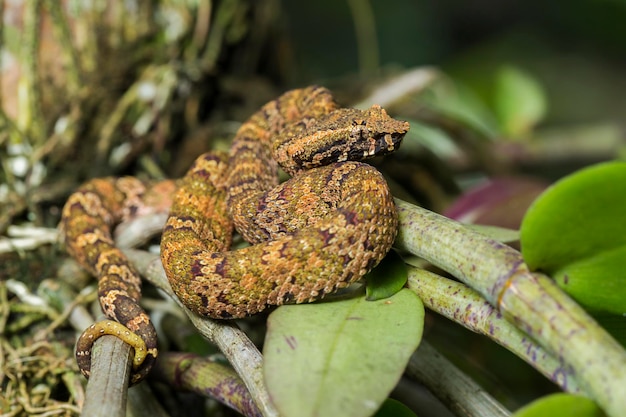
[554,245,626,314]
[520,162,626,314]
[512,393,605,417]
[264,289,424,417]
[494,65,547,137]
[372,398,418,417]
[521,162,626,270]
[420,78,500,138]
[365,249,408,301]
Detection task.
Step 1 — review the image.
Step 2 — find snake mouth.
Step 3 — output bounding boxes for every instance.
[358,104,410,157]
[371,130,407,155]
[346,123,408,161]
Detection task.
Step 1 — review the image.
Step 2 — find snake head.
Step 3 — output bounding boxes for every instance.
[273,104,410,176]
[347,104,409,159]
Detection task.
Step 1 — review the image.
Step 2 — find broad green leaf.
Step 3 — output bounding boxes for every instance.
[365,250,407,301]
[520,162,626,314]
[521,162,626,314]
[520,162,626,313]
[512,393,605,417]
[494,65,547,137]
[264,289,424,417]
[554,245,626,314]
[373,398,418,417]
[521,162,626,270]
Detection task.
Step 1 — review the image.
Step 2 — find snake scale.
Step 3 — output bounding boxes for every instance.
[61,85,409,384]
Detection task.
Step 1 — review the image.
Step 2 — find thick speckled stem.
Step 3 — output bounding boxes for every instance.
[152,353,262,417]
[406,267,583,394]
[394,199,626,417]
[407,341,511,417]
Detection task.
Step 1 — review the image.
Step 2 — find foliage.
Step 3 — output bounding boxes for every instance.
[521,162,626,315]
[512,393,606,417]
[264,289,423,417]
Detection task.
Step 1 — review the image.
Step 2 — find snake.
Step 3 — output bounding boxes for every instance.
[61,85,409,385]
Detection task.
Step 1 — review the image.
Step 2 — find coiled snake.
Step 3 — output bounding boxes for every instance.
[61,86,409,384]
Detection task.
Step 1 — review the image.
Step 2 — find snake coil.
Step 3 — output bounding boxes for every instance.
[61,86,409,384]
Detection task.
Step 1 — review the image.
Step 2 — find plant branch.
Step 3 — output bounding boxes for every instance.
[406,267,584,394]
[151,352,262,417]
[407,340,511,417]
[81,336,132,417]
[394,198,626,417]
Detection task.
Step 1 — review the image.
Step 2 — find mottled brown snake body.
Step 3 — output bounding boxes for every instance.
[62,85,409,384]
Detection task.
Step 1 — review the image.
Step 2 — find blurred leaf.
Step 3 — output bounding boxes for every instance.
[445,177,547,230]
[521,162,626,268]
[264,289,424,417]
[421,78,500,138]
[520,162,626,314]
[373,398,418,417]
[365,250,407,301]
[494,65,547,137]
[554,245,626,314]
[401,119,462,160]
[512,393,605,417]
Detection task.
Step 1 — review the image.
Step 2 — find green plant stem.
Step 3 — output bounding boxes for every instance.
[201,0,240,71]
[21,0,45,142]
[406,267,583,394]
[152,352,262,417]
[345,0,379,77]
[38,276,132,417]
[127,383,170,417]
[46,0,82,93]
[394,198,626,417]
[407,340,511,417]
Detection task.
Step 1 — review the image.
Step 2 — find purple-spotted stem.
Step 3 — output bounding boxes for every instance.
[394,198,626,417]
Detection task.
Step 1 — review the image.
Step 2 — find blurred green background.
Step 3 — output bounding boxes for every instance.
[281,0,626,124]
